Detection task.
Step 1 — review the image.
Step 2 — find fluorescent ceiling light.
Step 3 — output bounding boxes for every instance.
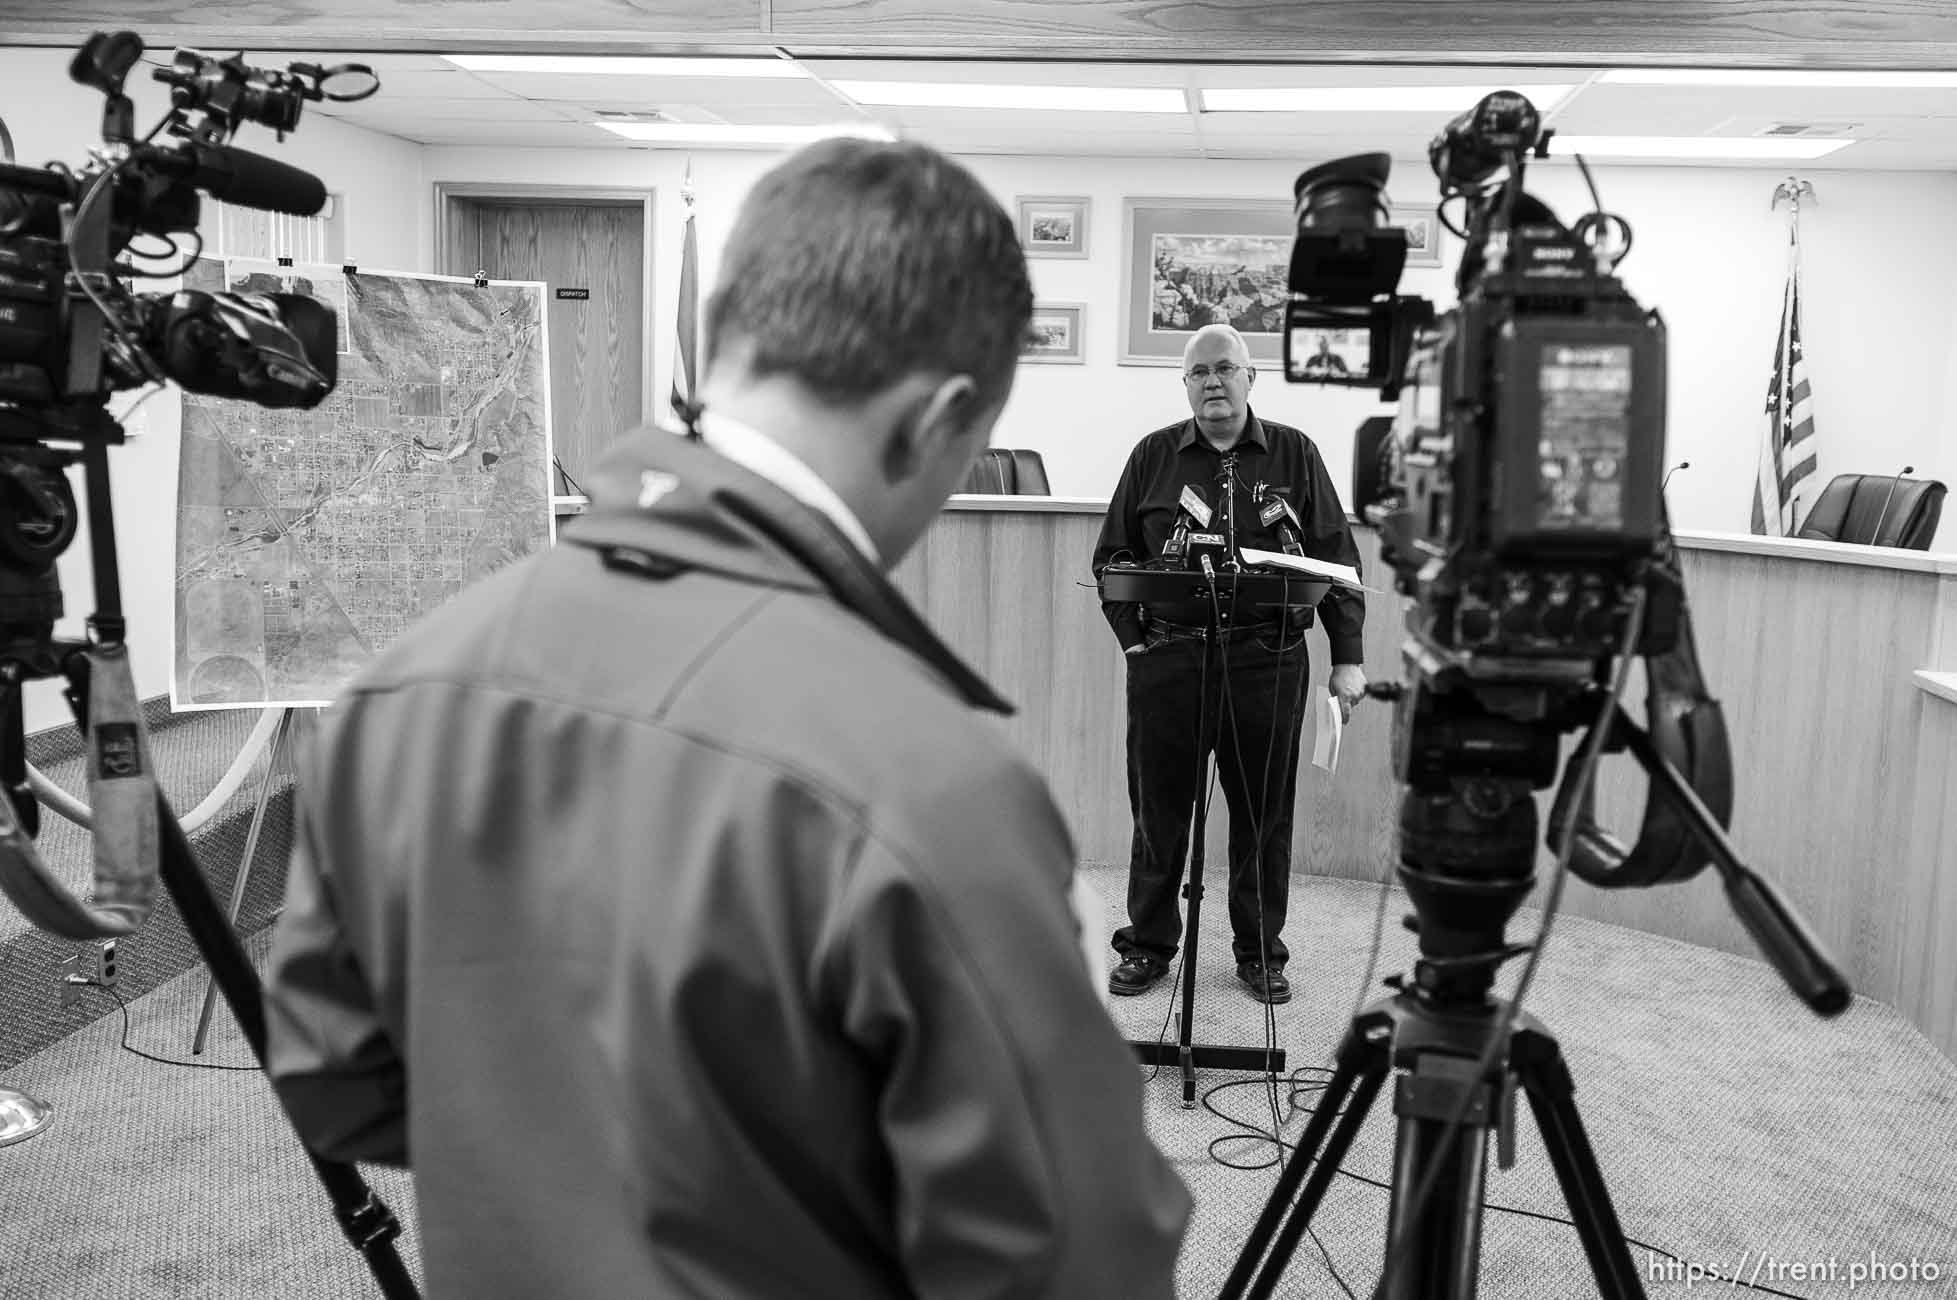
[595,121,895,146]
[830,81,1187,112]
[1599,68,1957,89]
[1548,135,1853,160]
[1200,85,1576,112]
[444,54,807,78]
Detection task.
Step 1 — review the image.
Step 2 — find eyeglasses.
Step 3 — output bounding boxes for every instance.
[1185,362,1247,383]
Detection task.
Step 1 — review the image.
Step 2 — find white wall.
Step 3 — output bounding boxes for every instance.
[422,144,1957,555]
[0,48,425,731]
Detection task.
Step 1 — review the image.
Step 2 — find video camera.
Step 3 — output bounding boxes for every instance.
[1278,92,1723,874]
[0,30,373,643]
[0,33,419,1297]
[0,32,376,430]
[1220,93,1849,1300]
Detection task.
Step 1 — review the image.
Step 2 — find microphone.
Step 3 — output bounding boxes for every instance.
[1255,481,1306,555]
[1164,483,1212,562]
[162,144,328,216]
[1662,460,1691,491]
[1870,465,1914,547]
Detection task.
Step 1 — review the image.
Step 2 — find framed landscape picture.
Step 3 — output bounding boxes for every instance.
[1389,204,1443,267]
[1016,195,1090,258]
[1119,197,1293,366]
[1023,302,1085,364]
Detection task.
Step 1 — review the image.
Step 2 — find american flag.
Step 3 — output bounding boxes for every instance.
[670,200,700,417]
[1751,253,1818,535]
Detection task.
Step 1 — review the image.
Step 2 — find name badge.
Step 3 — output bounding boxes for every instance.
[1179,485,1213,528]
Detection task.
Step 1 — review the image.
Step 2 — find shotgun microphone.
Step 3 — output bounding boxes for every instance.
[1870,466,1914,547]
[1662,460,1691,491]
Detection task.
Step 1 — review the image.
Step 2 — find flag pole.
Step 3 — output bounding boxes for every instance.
[1769,176,1813,533]
[671,156,700,427]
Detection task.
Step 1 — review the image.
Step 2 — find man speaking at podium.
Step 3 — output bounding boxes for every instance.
[1094,323,1367,1005]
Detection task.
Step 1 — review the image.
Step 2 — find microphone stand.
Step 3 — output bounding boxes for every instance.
[1869,466,1913,547]
[1126,549,1287,1103]
[1120,450,1309,1103]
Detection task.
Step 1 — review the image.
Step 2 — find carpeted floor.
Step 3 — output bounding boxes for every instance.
[1,860,1953,1298]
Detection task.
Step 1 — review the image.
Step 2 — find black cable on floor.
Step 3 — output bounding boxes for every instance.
[1198,1084,1821,1300]
[74,982,261,1073]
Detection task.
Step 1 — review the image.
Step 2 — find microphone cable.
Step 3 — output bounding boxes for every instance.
[1197,1071,1823,1300]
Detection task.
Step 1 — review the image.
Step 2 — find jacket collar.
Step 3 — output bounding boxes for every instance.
[561,428,1014,715]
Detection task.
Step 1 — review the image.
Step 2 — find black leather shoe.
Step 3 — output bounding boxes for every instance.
[1237,962,1291,1004]
[1109,953,1169,996]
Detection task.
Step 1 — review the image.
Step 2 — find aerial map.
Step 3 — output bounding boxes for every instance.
[172,261,553,708]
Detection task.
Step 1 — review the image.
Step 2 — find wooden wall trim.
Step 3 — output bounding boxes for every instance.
[7,0,1957,65]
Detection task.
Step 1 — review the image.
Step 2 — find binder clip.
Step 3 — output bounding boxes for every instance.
[342,260,358,277]
[276,255,293,268]
[473,268,489,289]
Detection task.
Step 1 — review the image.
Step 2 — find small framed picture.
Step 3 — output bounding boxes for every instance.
[1390,205,1443,268]
[1023,302,1085,364]
[1017,196,1090,259]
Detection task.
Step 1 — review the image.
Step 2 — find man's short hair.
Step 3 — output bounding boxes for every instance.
[706,138,1033,407]
[1181,323,1252,370]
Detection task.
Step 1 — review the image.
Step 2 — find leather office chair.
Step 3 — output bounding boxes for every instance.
[1794,474,1948,550]
[1007,449,1051,495]
[958,447,1016,494]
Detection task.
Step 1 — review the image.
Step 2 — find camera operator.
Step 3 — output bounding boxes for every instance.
[261,138,1190,1300]
[1093,324,1366,1005]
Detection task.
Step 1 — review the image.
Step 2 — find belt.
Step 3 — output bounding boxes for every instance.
[1149,619,1283,642]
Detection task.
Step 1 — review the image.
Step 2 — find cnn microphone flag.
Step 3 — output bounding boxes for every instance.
[670,192,699,416]
[1750,243,1819,536]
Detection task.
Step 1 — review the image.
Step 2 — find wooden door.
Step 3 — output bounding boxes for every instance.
[446,200,645,495]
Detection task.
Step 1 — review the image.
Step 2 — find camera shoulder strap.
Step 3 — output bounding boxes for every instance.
[1549,540,1736,888]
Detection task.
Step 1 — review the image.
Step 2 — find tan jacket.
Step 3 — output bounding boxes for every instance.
[262,427,1191,1299]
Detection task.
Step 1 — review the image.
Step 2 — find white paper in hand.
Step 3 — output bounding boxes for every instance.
[1312,691,1343,773]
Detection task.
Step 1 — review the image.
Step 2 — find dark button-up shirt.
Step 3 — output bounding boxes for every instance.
[1092,410,1366,663]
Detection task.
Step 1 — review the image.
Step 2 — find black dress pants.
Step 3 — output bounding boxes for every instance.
[1113,623,1311,968]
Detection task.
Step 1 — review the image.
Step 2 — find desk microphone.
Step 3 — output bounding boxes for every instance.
[1662,460,1691,491]
[1870,465,1914,547]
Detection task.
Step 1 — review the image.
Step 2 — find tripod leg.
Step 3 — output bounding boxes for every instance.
[1377,1051,1498,1300]
[192,706,293,1053]
[1512,1027,1648,1300]
[1221,1010,1391,1300]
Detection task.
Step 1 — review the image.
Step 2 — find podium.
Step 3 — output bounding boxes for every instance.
[1099,562,1331,1104]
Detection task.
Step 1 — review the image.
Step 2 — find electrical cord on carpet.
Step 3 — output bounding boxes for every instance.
[1209,565,1288,1153]
[70,981,261,1073]
[1212,558,1361,1291]
[1194,1049,1821,1297]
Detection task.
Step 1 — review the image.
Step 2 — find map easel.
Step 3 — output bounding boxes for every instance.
[188,706,314,1054]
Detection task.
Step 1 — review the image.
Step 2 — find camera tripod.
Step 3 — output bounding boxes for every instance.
[1221,695,1848,1300]
[1221,787,1640,1300]
[0,432,420,1298]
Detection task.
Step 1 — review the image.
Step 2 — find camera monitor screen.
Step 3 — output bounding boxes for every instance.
[1533,342,1633,530]
[1283,300,1384,387]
